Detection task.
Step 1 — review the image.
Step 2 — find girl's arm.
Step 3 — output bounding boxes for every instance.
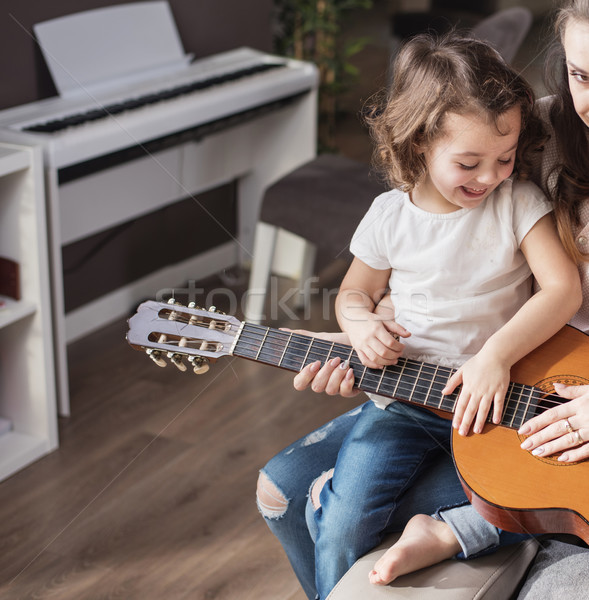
[336,257,410,368]
[447,214,582,436]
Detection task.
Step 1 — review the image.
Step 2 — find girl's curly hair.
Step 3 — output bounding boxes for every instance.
[364,32,546,192]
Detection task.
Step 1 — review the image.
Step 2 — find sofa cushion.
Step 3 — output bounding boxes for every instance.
[326,535,538,600]
[516,539,589,599]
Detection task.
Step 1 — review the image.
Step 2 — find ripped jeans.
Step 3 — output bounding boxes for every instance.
[257,401,469,600]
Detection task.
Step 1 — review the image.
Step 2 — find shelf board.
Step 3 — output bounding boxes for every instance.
[0,431,51,482]
[0,146,30,178]
[0,296,36,330]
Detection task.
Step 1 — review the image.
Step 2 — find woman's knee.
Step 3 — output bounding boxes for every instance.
[256,471,289,519]
[309,468,334,510]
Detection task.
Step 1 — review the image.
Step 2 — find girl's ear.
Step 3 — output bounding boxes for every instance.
[414,137,426,156]
[413,128,427,155]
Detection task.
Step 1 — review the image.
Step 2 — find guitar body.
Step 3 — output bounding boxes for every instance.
[452,325,589,543]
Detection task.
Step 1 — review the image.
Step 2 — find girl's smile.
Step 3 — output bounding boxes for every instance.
[461,185,489,199]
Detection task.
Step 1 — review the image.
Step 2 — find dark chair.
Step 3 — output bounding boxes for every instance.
[245,154,384,323]
[391,0,495,40]
[471,7,533,63]
[390,6,533,64]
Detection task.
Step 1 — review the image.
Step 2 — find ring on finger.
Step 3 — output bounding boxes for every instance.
[564,418,574,434]
[574,430,584,446]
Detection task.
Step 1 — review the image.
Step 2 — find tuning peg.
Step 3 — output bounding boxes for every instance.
[168,352,187,372]
[189,356,210,375]
[146,349,167,367]
[208,305,226,315]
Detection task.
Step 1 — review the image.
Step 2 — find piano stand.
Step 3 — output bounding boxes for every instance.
[55,90,316,414]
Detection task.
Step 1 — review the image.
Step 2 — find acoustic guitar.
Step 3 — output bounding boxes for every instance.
[127,299,589,544]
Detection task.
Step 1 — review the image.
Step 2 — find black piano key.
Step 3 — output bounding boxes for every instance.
[57,91,306,185]
[23,61,287,134]
[82,108,110,120]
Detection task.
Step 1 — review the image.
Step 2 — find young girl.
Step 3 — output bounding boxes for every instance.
[366,0,589,588]
[304,33,581,599]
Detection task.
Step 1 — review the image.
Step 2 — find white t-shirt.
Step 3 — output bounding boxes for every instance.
[350,178,552,407]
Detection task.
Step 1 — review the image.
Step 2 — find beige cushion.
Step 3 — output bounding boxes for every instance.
[327,535,538,600]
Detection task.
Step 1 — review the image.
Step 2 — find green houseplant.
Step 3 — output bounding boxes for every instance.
[274,0,373,151]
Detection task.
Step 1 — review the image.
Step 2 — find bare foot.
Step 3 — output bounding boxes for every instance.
[368,514,461,586]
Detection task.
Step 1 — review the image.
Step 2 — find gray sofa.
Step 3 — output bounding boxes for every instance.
[327,534,538,600]
[327,534,589,600]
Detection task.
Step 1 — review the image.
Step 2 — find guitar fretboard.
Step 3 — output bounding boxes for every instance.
[232,323,543,430]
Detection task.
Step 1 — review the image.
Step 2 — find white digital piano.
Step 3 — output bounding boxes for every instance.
[0,2,318,414]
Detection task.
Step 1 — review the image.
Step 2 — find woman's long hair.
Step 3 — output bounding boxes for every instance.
[545,0,589,262]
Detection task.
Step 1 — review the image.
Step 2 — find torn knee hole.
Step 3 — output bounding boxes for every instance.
[257,472,288,518]
[310,468,334,511]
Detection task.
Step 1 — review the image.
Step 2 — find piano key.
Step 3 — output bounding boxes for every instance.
[0,47,319,169]
[23,61,286,134]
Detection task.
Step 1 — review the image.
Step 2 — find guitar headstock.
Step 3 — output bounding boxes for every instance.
[127,299,242,374]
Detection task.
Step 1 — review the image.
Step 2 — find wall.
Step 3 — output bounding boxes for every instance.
[0,0,274,110]
[0,0,275,311]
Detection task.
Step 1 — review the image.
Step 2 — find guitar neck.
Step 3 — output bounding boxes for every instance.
[232,322,541,430]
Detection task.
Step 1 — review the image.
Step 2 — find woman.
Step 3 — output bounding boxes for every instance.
[368,1,589,583]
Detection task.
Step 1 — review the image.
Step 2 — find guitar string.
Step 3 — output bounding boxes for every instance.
[156,313,562,419]
[236,326,546,400]
[234,326,553,423]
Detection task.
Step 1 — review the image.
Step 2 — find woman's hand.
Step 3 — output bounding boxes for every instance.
[295,355,359,397]
[518,383,589,463]
[284,330,360,397]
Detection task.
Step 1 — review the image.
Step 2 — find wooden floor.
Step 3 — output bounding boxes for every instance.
[0,5,392,598]
[0,7,392,597]
[0,268,361,599]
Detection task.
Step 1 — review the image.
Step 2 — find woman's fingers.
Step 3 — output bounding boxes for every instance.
[518,392,589,462]
[293,357,358,397]
[293,360,321,391]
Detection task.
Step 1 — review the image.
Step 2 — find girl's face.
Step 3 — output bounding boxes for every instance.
[563,18,589,128]
[412,107,521,214]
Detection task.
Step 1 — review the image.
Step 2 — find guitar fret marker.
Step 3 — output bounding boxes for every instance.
[325,342,335,363]
[507,384,521,428]
[347,347,355,366]
[229,321,246,355]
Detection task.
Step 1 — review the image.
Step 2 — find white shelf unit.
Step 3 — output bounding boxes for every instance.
[0,143,58,481]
